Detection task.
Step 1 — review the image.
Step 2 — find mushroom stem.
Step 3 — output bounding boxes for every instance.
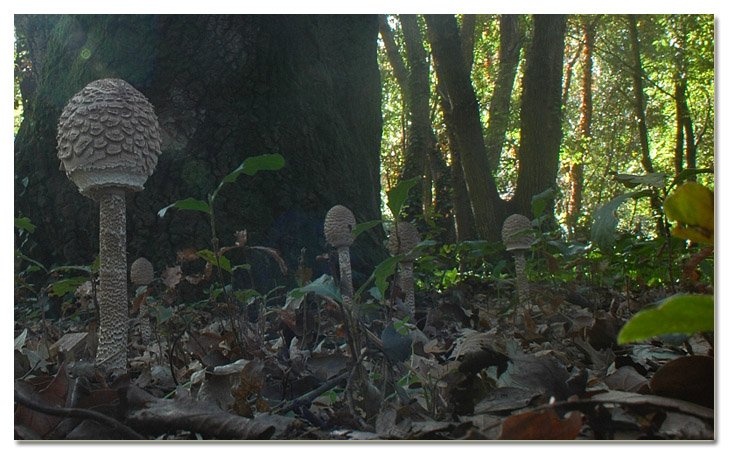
[337,245,354,311]
[513,250,529,314]
[96,188,129,376]
[400,262,415,316]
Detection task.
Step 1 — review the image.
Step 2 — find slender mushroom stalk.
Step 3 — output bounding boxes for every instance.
[501,214,535,318]
[57,79,162,377]
[387,221,421,316]
[130,257,155,344]
[324,205,356,312]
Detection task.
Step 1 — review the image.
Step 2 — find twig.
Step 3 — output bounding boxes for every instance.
[274,370,349,415]
[14,389,145,440]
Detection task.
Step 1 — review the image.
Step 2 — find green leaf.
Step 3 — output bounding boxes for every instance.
[670,168,714,188]
[618,294,714,344]
[158,198,211,218]
[15,217,36,233]
[196,249,231,273]
[213,153,285,200]
[386,177,419,219]
[590,190,649,254]
[48,276,88,297]
[290,274,342,304]
[614,172,668,189]
[531,188,554,220]
[352,219,383,239]
[663,182,714,245]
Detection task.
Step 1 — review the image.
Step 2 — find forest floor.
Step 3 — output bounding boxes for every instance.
[14,273,714,440]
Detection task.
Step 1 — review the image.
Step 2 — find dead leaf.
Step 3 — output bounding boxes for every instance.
[499,408,583,440]
[603,365,649,393]
[650,355,714,408]
[161,266,182,289]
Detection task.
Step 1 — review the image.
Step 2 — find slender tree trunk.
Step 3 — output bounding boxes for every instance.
[674,80,686,175]
[511,15,566,217]
[675,77,697,177]
[484,14,522,172]
[627,15,654,174]
[567,16,596,239]
[426,14,504,240]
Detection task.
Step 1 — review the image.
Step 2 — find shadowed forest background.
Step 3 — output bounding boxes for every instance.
[14,14,715,440]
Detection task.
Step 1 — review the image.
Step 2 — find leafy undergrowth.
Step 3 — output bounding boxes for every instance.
[14,271,714,441]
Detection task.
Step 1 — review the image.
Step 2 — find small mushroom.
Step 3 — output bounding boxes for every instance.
[501,214,535,317]
[57,78,162,377]
[130,257,154,345]
[387,221,421,316]
[130,257,154,288]
[324,205,356,311]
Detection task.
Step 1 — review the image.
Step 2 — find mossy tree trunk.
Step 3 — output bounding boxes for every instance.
[15,15,385,289]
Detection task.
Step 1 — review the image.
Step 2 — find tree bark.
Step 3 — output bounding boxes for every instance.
[485,14,522,171]
[425,14,504,240]
[511,15,566,217]
[567,16,597,239]
[14,15,385,286]
[627,15,654,174]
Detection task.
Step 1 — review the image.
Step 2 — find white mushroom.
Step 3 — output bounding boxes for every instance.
[501,214,535,317]
[57,78,162,377]
[324,205,356,311]
[387,221,421,316]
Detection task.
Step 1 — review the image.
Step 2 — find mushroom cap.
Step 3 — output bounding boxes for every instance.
[387,221,421,260]
[130,257,154,286]
[324,205,356,248]
[501,214,534,251]
[56,78,162,199]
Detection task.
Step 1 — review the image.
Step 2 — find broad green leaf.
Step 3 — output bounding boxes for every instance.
[531,188,555,220]
[670,168,714,188]
[386,177,419,219]
[196,249,231,273]
[15,217,35,233]
[373,255,402,300]
[663,182,714,245]
[290,274,342,304]
[48,276,88,297]
[158,197,211,218]
[352,219,383,239]
[590,190,649,254]
[614,172,668,189]
[618,294,714,344]
[213,153,285,199]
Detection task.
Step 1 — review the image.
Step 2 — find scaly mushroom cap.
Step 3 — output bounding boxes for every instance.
[130,257,154,287]
[501,214,534,251]
[324,205,356,248]
[56,78,162,200]
[387,221,421,260]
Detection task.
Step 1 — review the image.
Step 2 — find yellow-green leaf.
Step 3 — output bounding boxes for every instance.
[664,182,714,245]
[618,294,714,345]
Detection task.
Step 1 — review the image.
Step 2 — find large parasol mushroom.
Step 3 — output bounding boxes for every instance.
[501,214,535,318]
[57,78,162,377]
[387,221,421,316]
[324,205,357,312]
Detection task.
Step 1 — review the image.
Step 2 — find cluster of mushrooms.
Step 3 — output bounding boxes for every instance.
[56,78,534,378]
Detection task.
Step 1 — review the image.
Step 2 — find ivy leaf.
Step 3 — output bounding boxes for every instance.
[290,274,342,304]
[48,276,88,297]
[15,217,36,233]
[158,197,211,218]
[196,249,231,273]
[386,177,419,219]
[213,153,285,200]
[663,182,714,245]
[614,172,668,189]
[590,190,650,254]
[618,294,714,344]
[531,188,555,220]
[352,219,383,239]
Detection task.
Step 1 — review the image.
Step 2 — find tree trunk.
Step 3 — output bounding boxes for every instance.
[425,14,504,240]
[675,77,697,177]
[485,14,522,171]
[627,15,654,174]
[511,15,566,217]
[14,15,385,287]
[567,16,597,239]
